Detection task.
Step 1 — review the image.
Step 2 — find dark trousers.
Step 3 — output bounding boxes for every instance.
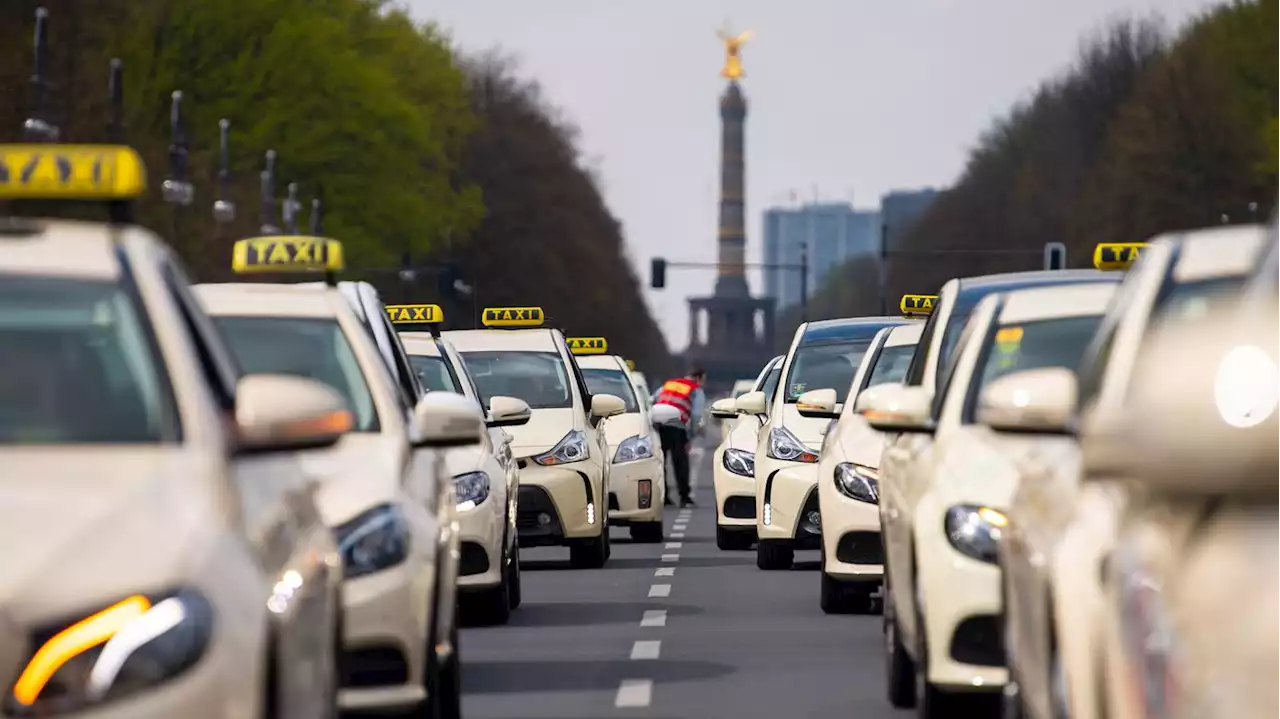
[658,424,691,502]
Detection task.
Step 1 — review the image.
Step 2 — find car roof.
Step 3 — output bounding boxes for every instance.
[800,316,912,345]
[1164,224,1266,282]
[577,355,624,370]
[0,219,135,279]
[193,283,343,318]
[884,322,925,347]
[956,268,1114,296]
[398,331,442,357]
[996,282,1118,324]
[443,328,559,352]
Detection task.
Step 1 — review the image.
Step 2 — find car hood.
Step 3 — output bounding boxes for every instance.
[724,413,764,452]
[601,412,647,448]
[0,447,226,622]
[442,444,485,477]
[833,414,890,470]
[778,404,828,450]
[935,426,1074,507]
[297,433,406,526]
[506,408,580,456]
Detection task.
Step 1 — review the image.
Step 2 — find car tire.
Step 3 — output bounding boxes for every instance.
[630,521,664,543]
[426,621,462,719]
[884,582,917,708]
[1002,682,1025,719]
[570,530,609,568]
[913,583,968,718]
[756,539,794,570]
[716,525,753,550]
[468,565,511,626]
[507,542,522,610]
[819,572,876,614]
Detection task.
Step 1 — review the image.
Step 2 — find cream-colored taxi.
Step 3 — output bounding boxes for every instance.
[993,228,1266,719]
[751,317,912,570]
[807,319,925,613]
[708,355,782,550]
[572,343,669,542]
[194,240,468,716]
[0,143,348,717]
[445,309,626,568]
[864,281,1118,713]
[719,378,757,441]
[390,305,531,625]
[1087,296,1276,719]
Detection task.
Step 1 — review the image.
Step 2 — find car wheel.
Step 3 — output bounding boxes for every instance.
[1050,643,1071,719]
[820,572,876,614]
[756,539,794,570]
[467,562,511,626]
[507,542,522,610]
[569,529,609,568]
[630,521,664,543]
[716,525,753,550]
[884,582,917,708]
[1002,681,1025,719]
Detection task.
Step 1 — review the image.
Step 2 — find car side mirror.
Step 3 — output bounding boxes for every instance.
[796,388,841,419]
[487,395,532,428]
[710,397,737,419]
[591,393,626,418]
[412,392,485,448]
[735,390,767,416]
[234,375,353,454]
[855,383,934,433]
[977,367,1077,435]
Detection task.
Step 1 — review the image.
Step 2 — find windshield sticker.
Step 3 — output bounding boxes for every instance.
[994,326,1024,369]
[791,382,807,397]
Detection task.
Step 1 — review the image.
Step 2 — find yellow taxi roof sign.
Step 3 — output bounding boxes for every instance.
[231,236,344,274]
[900,294,937,317]
[1093,243,1147,270]
[0,144,146,200]
[567,337,608,355]
[386,304,444,324]
[482,307,544,327]
[625,359,636,370]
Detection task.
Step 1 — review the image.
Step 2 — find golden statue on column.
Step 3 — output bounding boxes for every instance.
[717,26,753,80]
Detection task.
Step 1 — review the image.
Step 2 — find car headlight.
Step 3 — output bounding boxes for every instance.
[454,471,490,510]
[834,462,878,503]
[613,434,654,463]
[334,504,410,579]
[1115,551,1180,719]
[7,589,213,714]
[533,429,588,466]
[943,504,1007,564]
[722,448,756,477]
[767,426,818,463]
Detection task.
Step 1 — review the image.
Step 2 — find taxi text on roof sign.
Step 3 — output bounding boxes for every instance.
[386,304,444,324]
[626,359,636,370]
[567,337,608,355]
[231,236,345,274]
[1093,242,1148,271]
[482,306,544,327]
[900,294,937,317]
[0,144,146,200]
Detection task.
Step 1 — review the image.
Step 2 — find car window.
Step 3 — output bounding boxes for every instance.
[462,350,574,409]
[0,276,178,444]
[583,368,639,412]
[214,316,380,432]
[963,315,1104,422]
[760,364,782,407]
[784,340,873,404]
[934,311,984,418]
[409,354,460,393]
[904,297,944,387]
[865,344,916,388]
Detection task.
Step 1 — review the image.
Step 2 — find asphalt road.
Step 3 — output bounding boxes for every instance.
[460,438,908,719]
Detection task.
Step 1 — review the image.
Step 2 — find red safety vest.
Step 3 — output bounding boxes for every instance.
[655,377,699,424]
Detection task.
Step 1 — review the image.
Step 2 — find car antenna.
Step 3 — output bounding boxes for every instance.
[212,119,235,231]
[259,150,280,235]
[24,7,58,143]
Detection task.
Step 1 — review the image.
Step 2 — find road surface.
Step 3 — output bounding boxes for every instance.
[459,438,907,719]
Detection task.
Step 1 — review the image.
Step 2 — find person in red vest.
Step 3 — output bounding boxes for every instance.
[651,366,706,508]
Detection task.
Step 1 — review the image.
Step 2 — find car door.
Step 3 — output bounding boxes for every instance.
[155,256,339,717]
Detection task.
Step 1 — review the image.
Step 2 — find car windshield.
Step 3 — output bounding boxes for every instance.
[214,316,379,431]
[937,296,985,378]
[0,277,177,444]
[760,365,782,402]
[971,315,1104,398]
[461,350,574,409]
[582,368,639,413]
[409,354,459,393]
[1151,277,1244,328]
[784,340,872,403]
[866,344,917,388]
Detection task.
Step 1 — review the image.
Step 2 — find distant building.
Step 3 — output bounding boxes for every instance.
[762,202,881,311]
[880,188,940,255]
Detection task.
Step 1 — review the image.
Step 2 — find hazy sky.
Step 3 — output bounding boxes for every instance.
[407,0,1221,351]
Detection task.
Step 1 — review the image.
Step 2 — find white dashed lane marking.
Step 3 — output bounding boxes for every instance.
[661,553,679,562]
[648,584,671,598]
[630,640,661,660]
[654,567,675,577]
[615,679,653,708]
[640,609,667,627]
[665,542,683,549]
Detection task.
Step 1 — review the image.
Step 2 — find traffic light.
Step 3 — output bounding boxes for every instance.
[1043,242,1067,270]
[650,257,666,289]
